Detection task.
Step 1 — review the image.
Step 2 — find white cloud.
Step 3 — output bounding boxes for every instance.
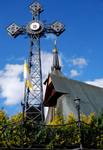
[85,78,103,88]
[41,50,62,81]
[0,64,24,106]
[41,51,53,81]
[0,50,62,106]
[69,69,80,78]
[41,51,53,99]
[71,57,87,68]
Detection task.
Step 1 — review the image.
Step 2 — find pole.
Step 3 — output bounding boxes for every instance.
[77,101,83,150]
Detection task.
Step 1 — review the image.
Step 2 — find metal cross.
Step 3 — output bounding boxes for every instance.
[6,1,65,123]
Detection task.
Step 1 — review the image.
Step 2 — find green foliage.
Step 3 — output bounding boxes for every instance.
[10,112,23,123]
[0,110,103,149]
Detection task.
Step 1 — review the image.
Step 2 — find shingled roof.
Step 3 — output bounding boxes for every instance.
[45,70,103,122]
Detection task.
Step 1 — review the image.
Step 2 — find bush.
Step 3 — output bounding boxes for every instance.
[0,110,103,149]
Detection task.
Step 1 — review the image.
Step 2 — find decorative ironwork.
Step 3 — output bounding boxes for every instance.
[29,2,43,15]
[51,21,64,34]
[6,23,23,38]
[6,1,65,123]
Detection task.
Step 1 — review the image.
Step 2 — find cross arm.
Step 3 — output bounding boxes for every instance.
[6,21,65,38]
[6,23,25,38]
[45,21,65,36]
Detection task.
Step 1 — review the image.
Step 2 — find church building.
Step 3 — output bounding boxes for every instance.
[43,42,103,123]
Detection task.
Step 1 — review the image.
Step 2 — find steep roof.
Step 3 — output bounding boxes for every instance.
[52,72,103,113]
[45,72,103,122]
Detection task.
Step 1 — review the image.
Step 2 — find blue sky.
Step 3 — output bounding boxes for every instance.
[0,0,103,116]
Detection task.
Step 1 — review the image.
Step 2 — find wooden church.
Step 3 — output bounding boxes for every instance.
[43,42,103,123]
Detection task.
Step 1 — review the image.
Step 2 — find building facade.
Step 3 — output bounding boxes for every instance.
[44,43,103,123]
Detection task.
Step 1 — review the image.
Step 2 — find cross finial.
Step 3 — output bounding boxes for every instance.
[54,39,57,47]
[53,39,58,53]
[51,39,61,71]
